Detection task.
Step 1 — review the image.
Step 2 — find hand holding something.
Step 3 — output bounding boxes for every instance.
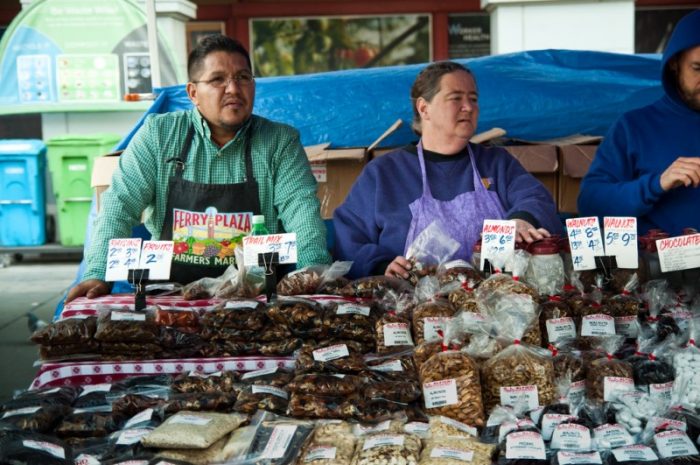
[659,157,700,191]
[65,279,110,303]
[385,256,412,279]
[514,219,550,244]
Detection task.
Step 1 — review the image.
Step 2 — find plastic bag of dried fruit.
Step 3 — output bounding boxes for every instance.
[403,220,460,286]
[214,247,264,299]
[479,299,555,414]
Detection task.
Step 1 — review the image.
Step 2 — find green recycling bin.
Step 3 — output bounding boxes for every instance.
[46,134,121,246]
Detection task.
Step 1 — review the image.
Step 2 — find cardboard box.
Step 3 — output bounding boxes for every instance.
[503,145,559,205]
[306,119,402,219]
[557,144,598,214]
[90,150,122,212]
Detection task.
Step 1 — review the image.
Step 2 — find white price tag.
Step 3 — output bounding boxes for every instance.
[336,303,370,316]
[79,383,112,396]
[224,301,259,310]
[550,423,592,451]
[657,234,700,272]
[424,317,452,342]
[117,428,151,445]
[2,406,41,418]
[615,316,638,338]
[310,161,327,183]
[546,317,577,343]
[568,380,586,405]
[261,424,297,459]
[137,241,174,280]
[481,220,516,271]
[22,440,65,459]
[557,451,602,465]
[304,446,336,461]
[581,314,616,336]
[500,385,539,410]
[649,381,674,401]
[423,379,459,409]
[603,217,638,269]
[369,360,404,372]
[169,414,211,426]
[243,233,298,266]
[604,377,635,402]
[251,385,289,399]
[383,323,414,347]
[612,445,659,462]
[404,422,430,434]
[363,434,405,450]
[111,311,146,321]
[654,430,699,458]
[542,414,575,441]
[354,420,391,435]
[566,217,604,271]
[105,238,142,281]
[124,408,154,428]
[594,424,634,448]
[505,431,546,460]
[313,344,349,362]
[431,447,475,462]
[241,366,278,380]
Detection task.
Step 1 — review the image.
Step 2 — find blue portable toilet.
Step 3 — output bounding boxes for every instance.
[0,140,46,246]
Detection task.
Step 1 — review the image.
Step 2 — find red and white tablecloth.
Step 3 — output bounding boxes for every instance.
[31,356,295,390]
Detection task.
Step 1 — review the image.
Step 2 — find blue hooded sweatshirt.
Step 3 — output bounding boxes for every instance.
[578,9,700,236]
[333,143,562,278]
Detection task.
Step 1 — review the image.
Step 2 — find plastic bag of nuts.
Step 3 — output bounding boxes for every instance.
[352,432,422,465]
[480,303,555,413]
[322,301,378,343]
[539,297,576,347]
[94,308,159,343]
[365,351,419,383]
[376,311,415,354]
[412,296,456,346]
[420,436,496,465]
[295,342,367,374]
[276,266,324,295]
[437,259,483,289]
[339,276,414,299]
[30,316,97,345]
[296,420,356,465]
[402,221,460,287]
[266,297,325,338]
[586,336,634,403]
[419,350,485,428]
[200,299,266,331]
[233,384,289,414]
[171,370,239,394]
[287,373,364,397]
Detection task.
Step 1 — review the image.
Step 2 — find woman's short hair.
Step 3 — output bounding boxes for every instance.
[410,61,474,135]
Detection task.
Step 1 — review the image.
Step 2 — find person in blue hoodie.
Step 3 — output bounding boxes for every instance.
[578,10,700,236]
[333,61,562,279]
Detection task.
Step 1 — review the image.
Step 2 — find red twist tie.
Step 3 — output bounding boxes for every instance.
[622,290,631,296]
[461,282,473,292]
[690,339,696,347]
[549,295,562,302]
[514,339,521,346]
[513,276,520,281]
[388,310,396,317]
[547,344,558,356]
[649,353,657,361]
[606,352,614,361]
[437,329,447,352]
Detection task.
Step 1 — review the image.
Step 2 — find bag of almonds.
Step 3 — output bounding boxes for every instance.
[479,300,555,413]
[419,349,485,428]
[412,276,457,346]
[585,336,634,403]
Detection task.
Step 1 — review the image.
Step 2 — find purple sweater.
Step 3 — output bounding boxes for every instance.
[333,143,562,278]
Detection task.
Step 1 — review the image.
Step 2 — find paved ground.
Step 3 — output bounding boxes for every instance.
[0,258,79,402]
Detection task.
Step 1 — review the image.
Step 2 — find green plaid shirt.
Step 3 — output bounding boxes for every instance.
[83,109,331,281]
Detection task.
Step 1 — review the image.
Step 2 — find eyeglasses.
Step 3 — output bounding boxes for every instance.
[192,72,255,88]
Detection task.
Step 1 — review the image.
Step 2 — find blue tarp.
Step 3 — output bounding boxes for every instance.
[117,49,663,150]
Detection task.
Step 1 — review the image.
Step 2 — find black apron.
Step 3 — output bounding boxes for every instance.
[160,121,262,284]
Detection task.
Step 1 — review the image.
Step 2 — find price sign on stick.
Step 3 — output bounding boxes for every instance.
[243,233,298,266]
[656,234,700,273]
[566,217,604,271]
[603,217,638,269]
[480,220,516,271]
[137,241,174,280]
[105,238,142,281]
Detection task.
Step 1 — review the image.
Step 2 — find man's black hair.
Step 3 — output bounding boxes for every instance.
[187,34,252,80]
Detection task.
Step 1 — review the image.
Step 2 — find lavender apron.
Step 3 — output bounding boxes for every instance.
[404,141,507,261]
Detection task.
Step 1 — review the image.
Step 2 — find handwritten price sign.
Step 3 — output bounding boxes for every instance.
[243,233,298,266]
[603,217,638,269]
[566,217,604,271]
[657,233,700,272]
[137,241,174,280]
[105,238,142,281]
[481,220,516,271]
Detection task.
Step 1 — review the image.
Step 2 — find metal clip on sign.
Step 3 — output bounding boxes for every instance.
[128,268,150,311]
[258,252,279,303]
[594,255,618,291]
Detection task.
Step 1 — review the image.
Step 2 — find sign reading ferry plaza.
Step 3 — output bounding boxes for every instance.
[656,233,700,272]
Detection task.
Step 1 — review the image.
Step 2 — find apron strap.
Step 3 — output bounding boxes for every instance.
[243,119,256,185]
[166,124,195,178]
[467,144,488,193]
[416,140,432,198]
